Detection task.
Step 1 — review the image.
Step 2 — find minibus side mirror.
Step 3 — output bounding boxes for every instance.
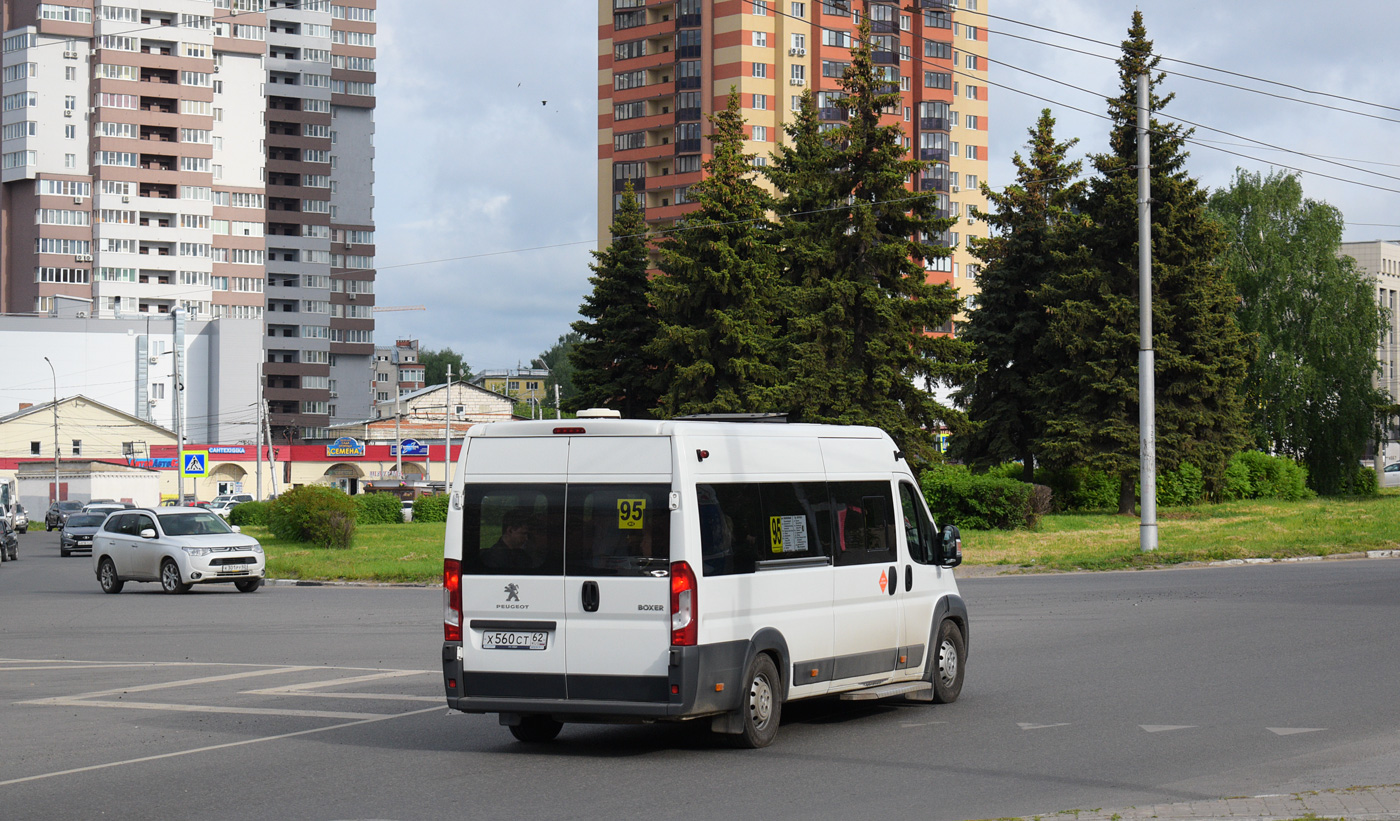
[939,524,962,568]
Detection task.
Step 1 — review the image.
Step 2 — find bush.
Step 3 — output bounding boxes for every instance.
[1035,466,1119,512]
[1157,462,1205,507]
[1233,451,1313,501]
[920,464,1040,531]
[228,500,270,527]
[412,494,449,523]
[354,492,403,524]
[1340,465,1379,497]
[1219,454,1253,501]
[311,510,356,549]
[268,485,357,548]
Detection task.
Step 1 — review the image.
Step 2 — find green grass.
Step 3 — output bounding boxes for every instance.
[963,494,1400,572]
[251,493,1400,582]
[249,522,445,583]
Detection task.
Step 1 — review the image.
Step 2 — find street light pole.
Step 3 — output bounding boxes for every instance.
[43,357,59,503]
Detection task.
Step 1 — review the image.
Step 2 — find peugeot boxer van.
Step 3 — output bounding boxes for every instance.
[441,415,967,748]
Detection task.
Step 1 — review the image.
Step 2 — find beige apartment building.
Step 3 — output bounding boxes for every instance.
[1338,240,1400,463]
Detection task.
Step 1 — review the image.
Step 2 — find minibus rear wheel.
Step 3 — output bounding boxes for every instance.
[730,654,782,749]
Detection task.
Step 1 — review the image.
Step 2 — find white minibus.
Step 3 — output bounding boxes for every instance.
[441,415,967,747]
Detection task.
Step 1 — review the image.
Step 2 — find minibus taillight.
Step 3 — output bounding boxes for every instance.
[444,559,462,642]
[670,561,697,646]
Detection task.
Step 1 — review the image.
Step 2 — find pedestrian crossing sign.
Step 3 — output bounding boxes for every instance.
[181,451,208,477]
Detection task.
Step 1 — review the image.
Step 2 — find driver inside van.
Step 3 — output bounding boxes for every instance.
[481,509,545,570]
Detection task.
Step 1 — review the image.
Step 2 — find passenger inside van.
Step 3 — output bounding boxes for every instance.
[480,509,546,570]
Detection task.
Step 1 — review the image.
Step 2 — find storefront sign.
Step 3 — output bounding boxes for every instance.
[326,437,365,457]
[391,439,428,457]
[209,446,247,455]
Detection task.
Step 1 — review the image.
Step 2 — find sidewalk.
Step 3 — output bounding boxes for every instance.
[1010,784,1400,820]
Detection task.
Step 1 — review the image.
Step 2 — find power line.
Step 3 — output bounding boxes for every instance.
[977,55,1400,188]
[980,27,1400,127]
[958,6,1400,115]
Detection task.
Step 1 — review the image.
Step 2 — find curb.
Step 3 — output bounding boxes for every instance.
[1010,783,1400,821]
[957,549,1400,578]
[264,578,435,589]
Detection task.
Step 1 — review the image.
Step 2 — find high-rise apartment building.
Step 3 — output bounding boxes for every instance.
[0,0,375,445]
[596,0,990,328]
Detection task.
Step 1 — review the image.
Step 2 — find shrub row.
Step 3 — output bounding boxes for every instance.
[919,464,1050,531]
[228,500,270,527]
[354,492,403,524]
[412,494,449,523]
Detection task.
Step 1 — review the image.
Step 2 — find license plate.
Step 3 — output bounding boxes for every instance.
[217,566,248,575]
[482,630,549,651]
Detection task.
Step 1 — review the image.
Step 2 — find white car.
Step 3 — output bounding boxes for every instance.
[208,494,254,518]
[93,507,265,594]
[1383,463,1400,489]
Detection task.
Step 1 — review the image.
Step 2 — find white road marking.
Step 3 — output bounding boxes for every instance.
[1017,722,1070,730]
[23,698,392,720]
[1140,725,1197,732]
[18,666,314,702]
[901,720,947,728]
[1267,727,1326,735]
[0,706,444,787]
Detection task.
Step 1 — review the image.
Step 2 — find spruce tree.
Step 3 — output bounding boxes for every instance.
[765,21,970,461]
[952,109,1084,481]
[1037,11,1249,512]
[568,184,663,418]
[648,90,781,416]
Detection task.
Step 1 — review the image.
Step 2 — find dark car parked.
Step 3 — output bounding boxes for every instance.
[0,519,17,562]
[60,513,109,557]
[45,500,85,531]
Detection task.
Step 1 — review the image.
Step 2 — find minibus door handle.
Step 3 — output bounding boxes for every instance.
[581,580,600,612]
[888,565,897,596]
[904,564,912,592]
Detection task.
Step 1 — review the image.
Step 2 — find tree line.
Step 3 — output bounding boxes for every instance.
[567,11,1391,500]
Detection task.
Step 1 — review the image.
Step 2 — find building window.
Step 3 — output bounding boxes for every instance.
[72,439,82,456]
[753,93,767,110]
[791,64,805,82]
[752,0,767,14]
[30,442,40,455]
[752,62,767,78]
[965,114,978,129]
[791,2,805,17]
[752,125,767,142]
[752,31,767,47]
[151,383,165,399]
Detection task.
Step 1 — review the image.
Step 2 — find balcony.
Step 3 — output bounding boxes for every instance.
[819,107,849,121]
[872,51,898,65]
[920,0,952,8]
[674,106,701,122]
[870,20,897,34]
[919,147,948,162]
[613,176,646,192]
[920,117,950,132]
[919,178,949,193]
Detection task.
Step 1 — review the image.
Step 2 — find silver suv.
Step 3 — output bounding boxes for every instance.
[93,507,265,594]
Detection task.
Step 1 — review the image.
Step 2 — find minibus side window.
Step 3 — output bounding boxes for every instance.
[564,484,671,576]
[460,484,564,576]
[830,481,896,567]
[697,482,830,576]
[899,482,934,563]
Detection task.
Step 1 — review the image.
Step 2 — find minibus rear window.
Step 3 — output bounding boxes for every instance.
[564,484,671,577]
[460,484,565,576]
[697,482,830,576]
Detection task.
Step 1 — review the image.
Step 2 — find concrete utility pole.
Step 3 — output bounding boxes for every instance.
[394,393,402,478]
[1138,73,1158,552]
[174,326,184,501]
[444,364,453,488]
[255,373,263,500]
[43,357,59,502]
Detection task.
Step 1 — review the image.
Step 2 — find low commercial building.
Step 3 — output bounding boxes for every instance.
[16,460,161,513]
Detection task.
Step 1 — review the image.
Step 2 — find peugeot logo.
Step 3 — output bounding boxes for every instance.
[503,583,520,602]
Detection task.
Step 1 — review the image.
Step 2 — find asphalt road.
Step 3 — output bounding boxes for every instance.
[3,528,1399,821]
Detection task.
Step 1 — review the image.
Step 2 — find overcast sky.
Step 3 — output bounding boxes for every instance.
[371,1,1399,373]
